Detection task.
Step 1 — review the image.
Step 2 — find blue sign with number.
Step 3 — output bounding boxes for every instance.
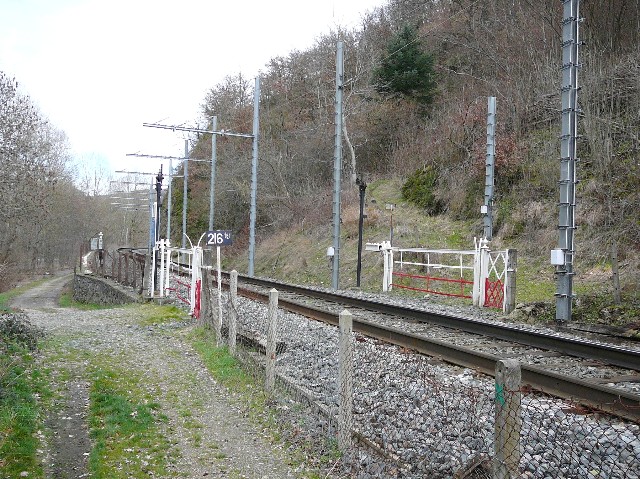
[205,230,233,246]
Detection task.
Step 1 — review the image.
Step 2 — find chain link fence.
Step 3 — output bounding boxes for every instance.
[199,270,640,478]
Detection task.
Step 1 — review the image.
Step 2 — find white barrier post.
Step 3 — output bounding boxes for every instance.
[504,249,517,314]
[164,241,171,292]
[190,246,203,316]
[479,239,490,307]
[382,241,393,292]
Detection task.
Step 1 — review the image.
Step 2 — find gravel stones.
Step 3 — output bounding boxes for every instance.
[230,291,640,479]
[19,290,307,478]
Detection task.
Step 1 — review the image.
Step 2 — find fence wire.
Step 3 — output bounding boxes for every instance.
[516,392,640,478]
[197,283,640,479]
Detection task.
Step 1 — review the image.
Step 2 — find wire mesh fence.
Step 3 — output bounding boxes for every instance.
[517,392,640,479]
[198,272,640,479]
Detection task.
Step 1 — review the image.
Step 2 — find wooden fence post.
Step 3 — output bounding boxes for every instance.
[493,359,521,479]
[228,270,238,356]
[338,310,354,450]
[265,289,278,395]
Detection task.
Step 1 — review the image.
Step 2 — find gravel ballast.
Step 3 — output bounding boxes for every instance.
[230,287,640,479]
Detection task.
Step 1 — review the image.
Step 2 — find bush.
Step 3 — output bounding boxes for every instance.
[402,166,444,215]
[0,313,44,351]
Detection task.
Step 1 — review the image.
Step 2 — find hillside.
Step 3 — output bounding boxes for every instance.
[165,0,639,323]
[222,179,638,327]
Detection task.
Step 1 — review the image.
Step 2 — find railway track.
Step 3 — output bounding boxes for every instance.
[218,272,640,423]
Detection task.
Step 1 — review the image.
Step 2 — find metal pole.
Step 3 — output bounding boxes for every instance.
[332,41,344,290]
[555,0,580,322]
[148,179,154,253]
[166,157,172,243]
[209,115,218,230]
[356,177,366,287]
[248,77,260,276]
[484,96,496,240]
[155,165,163,243]
[182,139,189,249]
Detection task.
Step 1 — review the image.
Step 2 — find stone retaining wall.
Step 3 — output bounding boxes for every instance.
[73,274,140,305]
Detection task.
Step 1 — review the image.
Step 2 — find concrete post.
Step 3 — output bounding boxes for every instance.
[199,267,210,326]
[228,270,238,356]
[338,310,354,450]
[265,289,278,395]
[210,270,221,344]
[504,250,517,314]
[493,359,522,479]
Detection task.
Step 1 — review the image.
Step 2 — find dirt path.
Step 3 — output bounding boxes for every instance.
[13,275,303,478]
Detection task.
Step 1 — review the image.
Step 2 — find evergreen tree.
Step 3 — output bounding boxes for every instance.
[374,25,436,106]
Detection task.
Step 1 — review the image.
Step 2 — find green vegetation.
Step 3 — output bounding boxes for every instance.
[0,278,48,312]
[240,176,637,326]
[0,314,48,478]
[401,166,444,214]
[58,293,113,311]
[58,280,123,310]
[187,327,339,477]
[374,24,436,107]
[134,304,189,327]
[88,360,170,478]
[189,327,259,394]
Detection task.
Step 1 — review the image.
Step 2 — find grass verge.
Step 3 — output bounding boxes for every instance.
[0,278,48,312]
[134,304,190,327]
[187,326,340,478]
[88,358,170,478]
[188,327,263,400]
[0,320,50,478]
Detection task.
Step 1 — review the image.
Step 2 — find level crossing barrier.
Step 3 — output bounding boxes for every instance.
[152,239,202,318]
[367,238,516,313]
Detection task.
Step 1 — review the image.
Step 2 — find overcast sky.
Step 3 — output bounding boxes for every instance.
[1,0,385,180]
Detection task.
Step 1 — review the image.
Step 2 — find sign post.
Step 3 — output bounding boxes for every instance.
[205,230,233,345]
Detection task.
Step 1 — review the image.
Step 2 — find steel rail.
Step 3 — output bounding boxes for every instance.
[235,283,640,422]
[231,274,640,372]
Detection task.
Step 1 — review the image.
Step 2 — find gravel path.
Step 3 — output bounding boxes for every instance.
[12,274,305,478]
